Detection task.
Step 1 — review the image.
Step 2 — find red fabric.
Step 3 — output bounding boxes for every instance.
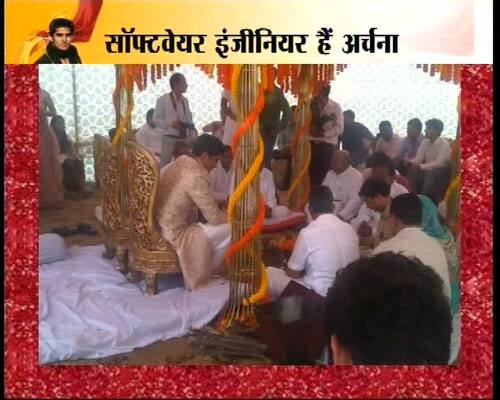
[261,214,305,233]
[72,0,103,42]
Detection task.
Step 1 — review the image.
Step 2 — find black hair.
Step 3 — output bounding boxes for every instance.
[222,145,232,155]
[425,119,444,135]
[390,193,423,226]
[309,186,334,214]
[343,110,355,120]
[172,140,189,158]
[108,128,116,141]
[325,252,452,364]
[366,151,396,176]
[49,18,75,36]
[192,134,225,157]
[408,118,423,132]
[359,177,391,198]
[379,120,393,130]
[146,108,155,120]
[320,84,331,97]
[169,73,185,89]
[50,115,71,154]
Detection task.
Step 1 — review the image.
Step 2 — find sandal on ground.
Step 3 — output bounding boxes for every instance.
[76,222,98,236]
[50,226,78,237]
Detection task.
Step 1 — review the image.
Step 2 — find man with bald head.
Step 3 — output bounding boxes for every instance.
[321,149,363,222]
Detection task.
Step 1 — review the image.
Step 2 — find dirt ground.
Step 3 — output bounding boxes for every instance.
[40,184,276,366]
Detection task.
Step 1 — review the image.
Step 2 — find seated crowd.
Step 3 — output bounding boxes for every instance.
[41,73,459,365]
[118,74,458,364]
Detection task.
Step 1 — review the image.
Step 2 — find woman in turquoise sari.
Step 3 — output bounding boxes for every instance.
[419,194,460,363]
[418,194,460,314]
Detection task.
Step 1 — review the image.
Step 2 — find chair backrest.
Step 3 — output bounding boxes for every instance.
[93,134,102,187]
[126,141,166,251]
[96,135,121,231]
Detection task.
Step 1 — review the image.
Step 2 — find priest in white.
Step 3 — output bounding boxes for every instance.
[228,165,278,218]
[267,186,359,298]
[136,108,163,162]
[209,145,234,204]
[322,150,363,222]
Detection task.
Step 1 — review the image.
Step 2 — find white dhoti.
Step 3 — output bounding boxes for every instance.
[198,223,231,269]
[266,266,310,299]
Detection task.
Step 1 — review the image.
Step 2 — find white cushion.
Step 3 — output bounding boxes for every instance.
[39,234,68,264]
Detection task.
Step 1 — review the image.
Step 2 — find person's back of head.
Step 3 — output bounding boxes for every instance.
[366,151,396,181]
[49,18,75,36]
[172,140,190,159]
[146,108,155,124]
[325,252,452,364]
[192,134,224,157]
[319,83,331,97]
[343,109,355,123]
[309,185,334,215]
[389,193,422,229]
[365,151,391,169]
[108,128,116,141]
[359,177,391,199]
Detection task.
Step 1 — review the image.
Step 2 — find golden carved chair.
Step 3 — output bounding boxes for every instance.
[94,134,129,273]
[126,141,181,295]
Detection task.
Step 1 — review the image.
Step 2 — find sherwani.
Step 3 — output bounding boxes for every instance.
[156,155,229,290]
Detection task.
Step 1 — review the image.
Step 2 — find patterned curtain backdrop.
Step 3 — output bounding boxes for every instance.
[39,64,459,182]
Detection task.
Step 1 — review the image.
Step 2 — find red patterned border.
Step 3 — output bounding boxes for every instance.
[4,65,492,399]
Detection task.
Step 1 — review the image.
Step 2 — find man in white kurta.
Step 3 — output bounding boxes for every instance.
[267,186,359,298]
[228,166,278,217]
[409,119,451,203]
[209,145,234,203]
[153,73,197,168]
[136,108,163,162]
[156,135,230,290]
[322,150,363,222]
[371,193,451,300]
[309,84,344,187]
[351,158,408,234]
[374,121,402,159]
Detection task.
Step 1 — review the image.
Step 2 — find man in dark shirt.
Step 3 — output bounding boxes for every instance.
[36,18,82,64]
[339,110,374,168]
[259,67,291,169]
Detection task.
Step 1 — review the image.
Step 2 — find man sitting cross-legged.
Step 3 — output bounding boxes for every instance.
[155,134,231,290]
[321,149,363,222]
[267,186,359,298]
[371,193,451,300]
[356,177,395,249]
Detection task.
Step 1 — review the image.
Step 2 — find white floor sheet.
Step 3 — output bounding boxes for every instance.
[40,245,229,364]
